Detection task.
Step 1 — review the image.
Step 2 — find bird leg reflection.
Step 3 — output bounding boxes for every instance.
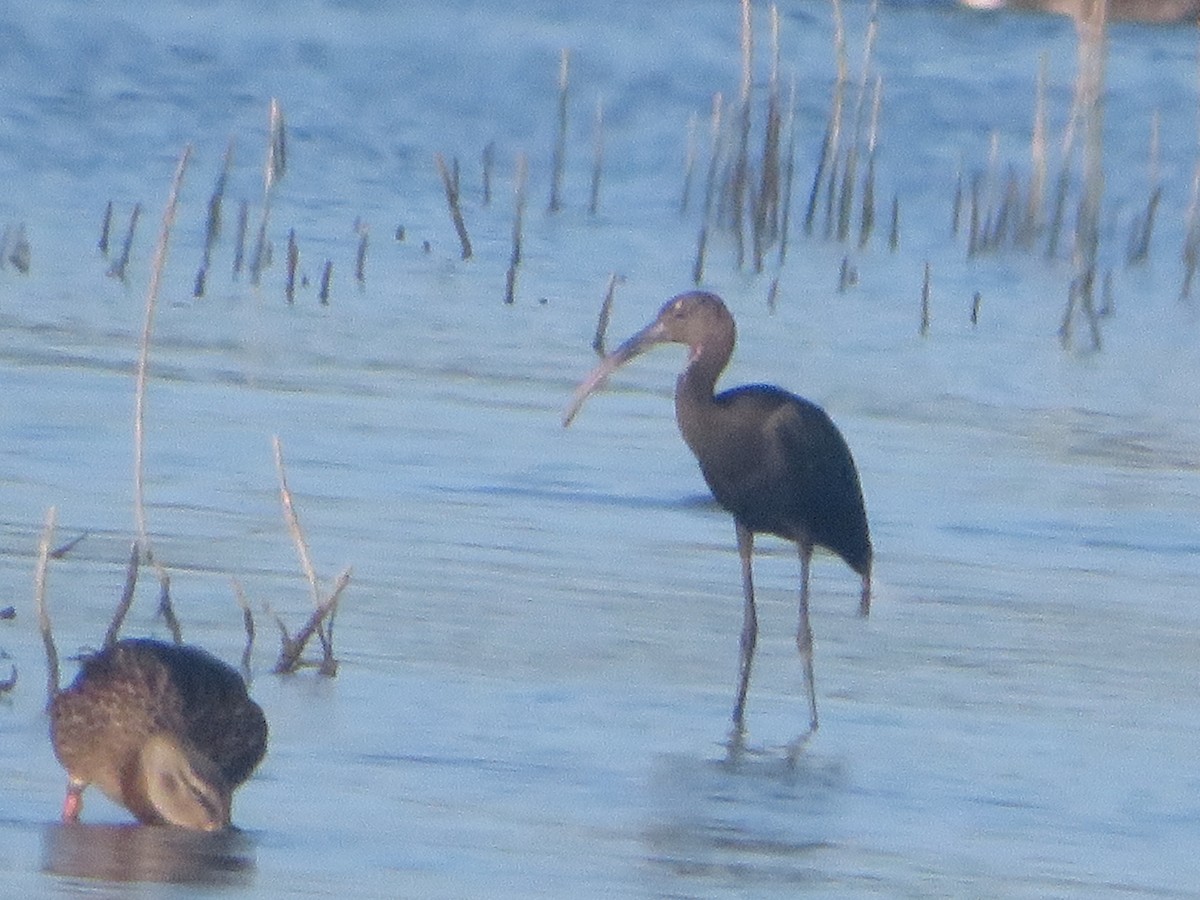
[732,522,757,734]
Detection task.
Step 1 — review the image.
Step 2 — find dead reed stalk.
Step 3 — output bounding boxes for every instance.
[107,203,141,282]
[99,200,113,255]
[233,199,249,278]
[194,139,233,298]
[920,260,931,336]
[285,228,299,303]
[35,506,58,703]
[681,112,698,215]
[319,259,333,305]
[355,222,369,285]
[436,153,473,260]
[549,49,570,214]
[271,435,346,675]
[231,578,255,676]
[133,146,190,643]
[482,141,496,206]
[250,99,287,286]
[593,273,620,356]
[103,542,140,649]
[589,96,605,216]
[505,153,528,305]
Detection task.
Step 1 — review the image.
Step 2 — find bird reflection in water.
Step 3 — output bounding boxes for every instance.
[41,821,255,886]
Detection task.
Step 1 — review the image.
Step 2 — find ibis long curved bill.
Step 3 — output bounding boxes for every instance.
[562,319,668,427]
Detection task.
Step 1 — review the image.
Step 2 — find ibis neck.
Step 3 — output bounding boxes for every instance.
[674,339,730,444]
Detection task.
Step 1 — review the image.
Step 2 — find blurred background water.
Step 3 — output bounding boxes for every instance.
[1,0,1200,896]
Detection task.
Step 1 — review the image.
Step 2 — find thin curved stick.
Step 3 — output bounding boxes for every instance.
[34,506,59,704]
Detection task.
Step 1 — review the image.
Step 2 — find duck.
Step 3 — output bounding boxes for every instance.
[49,638,267,831]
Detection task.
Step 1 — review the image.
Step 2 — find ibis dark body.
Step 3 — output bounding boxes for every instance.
[680,382,871,579]
[565,291,872,741]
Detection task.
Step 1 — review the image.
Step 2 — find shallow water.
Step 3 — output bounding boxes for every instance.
[2,0,1200,896]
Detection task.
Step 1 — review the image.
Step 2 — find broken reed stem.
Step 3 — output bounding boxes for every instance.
[107,203,141,282]
[730,0,753,268]
[836,12,876,244]
[589,95,604,216]
[285,228,299,304]
[194,139,233,298]
[135,146,191,565]
[1046,166,1070,258]
[99,200,113,255]
[355,223,369,285]
[968,172,982,257]
[273,567,351,676]
[35,506,59,703]
[266,98,287,192]
[593,273,620,356]
[157,569,182,645]
[505,153,529,305]
[819,0,848,239]
[920,260,931,336]
[751,3,782,273]
[837,254,855,293]
[104,542,140,649]
[859,74,882,248]
[549,48,570,214]
[232,578,256,676]
[250,99,287,287]
[319,259,333,305]
[49,532,88,559]
[1182,162,1200,299]
[233,199,249,278]
[990,168,1019,249]
[889,194,900,250]
[1127,115,1161,266]
[435,153,473,260]
[271,434,333,661]
[703,93,725,222]
[249,215,270,286]
[272,436,321,610]
[805,116,834,235]
[1073,0,1106,276]
[482,141,496,206]
[8,225,29,274]
[952,162,963,236]
[777,127,797,266]
[693,225,709,285]
[681,112,698,214]
[1127,185,1161,265]
[1021,54,1048,245]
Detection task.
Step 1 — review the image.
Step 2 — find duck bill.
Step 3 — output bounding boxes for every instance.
[562,320,666,427]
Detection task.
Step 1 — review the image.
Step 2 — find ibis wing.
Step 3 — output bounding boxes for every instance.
[769,396,872,574]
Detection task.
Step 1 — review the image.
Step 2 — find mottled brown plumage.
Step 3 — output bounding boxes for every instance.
[50,638,267,830]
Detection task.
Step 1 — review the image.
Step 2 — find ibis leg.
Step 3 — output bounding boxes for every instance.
[731,522,757,731]
[858,561,872,618]
[797,543,818,736]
